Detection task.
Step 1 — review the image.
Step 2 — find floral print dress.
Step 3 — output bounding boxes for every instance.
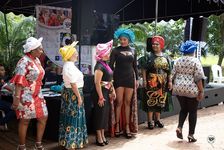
[11,53,48,119]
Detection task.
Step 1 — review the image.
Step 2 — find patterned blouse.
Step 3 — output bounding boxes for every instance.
[11,53,48,119]
[172,56,205,98]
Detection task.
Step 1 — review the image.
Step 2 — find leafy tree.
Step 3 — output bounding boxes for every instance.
[119,19,185,58]
[0,12,35,76]
[206,14,224,65]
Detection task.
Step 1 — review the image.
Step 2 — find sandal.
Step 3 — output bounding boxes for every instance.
[34,142,45,150]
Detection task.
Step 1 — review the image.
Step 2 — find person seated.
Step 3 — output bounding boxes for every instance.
[0,64,15,131]
[44,60,57,83]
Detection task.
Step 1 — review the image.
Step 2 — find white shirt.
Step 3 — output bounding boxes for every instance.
[62,61,84,88]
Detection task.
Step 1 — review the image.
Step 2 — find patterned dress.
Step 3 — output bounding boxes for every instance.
[59,62,88,149]
[10,53,48,119]
[140,53,173,113]
[172,56,205,97]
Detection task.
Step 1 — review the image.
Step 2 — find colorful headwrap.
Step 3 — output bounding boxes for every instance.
[180,40,198,54]
[59,41,78,61]
[95,40,113,61]
[152,36,165,49]
[23,37,43,53]
[114,28,135,43]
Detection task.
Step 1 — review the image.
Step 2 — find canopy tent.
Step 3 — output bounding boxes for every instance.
[1,0,224,23]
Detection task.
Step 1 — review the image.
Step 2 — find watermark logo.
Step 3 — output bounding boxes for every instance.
[207,135,215,148]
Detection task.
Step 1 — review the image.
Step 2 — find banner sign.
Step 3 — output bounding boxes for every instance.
[36,5,73,67]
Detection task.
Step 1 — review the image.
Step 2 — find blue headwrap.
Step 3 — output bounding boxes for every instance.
[180,40,198,54]
[114,28,135,43]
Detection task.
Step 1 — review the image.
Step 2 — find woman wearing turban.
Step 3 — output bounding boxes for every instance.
[11,37,48,150]
[92,40,116,146]
[172,40,205,142]
[58,42,88,149]
[109,28,138,138]
[140,36,173,130]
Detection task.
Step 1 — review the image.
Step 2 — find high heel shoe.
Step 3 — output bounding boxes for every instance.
[155,120,164,128]
[125,132,132,139]
[125,125,132,139]
[148,121,154,130]
[95,138,105,146]
[34,142,45,150]
[17,145,26,150]
[115,123,122,137]
[103,139,109,145]
[176,128,183,139]
[188,135,197,143]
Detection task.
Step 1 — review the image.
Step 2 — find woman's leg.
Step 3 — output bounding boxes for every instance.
[177,96,188,130]
[101,129,106,141]
[124,88,134,133]
[188,98,199,135]
[147,112,153,122]
[155,112,161,121]
[18,119,30,149]
[115,87,125,132]
[155,111,164,128]
[36,117,48,147]
[96,130,103,143]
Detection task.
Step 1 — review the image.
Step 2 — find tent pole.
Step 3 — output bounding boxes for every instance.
[3,10,10,61]
[155,0,158,35]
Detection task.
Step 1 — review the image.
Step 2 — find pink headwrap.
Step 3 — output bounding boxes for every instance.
[95,40,113,61]
[152,36,165,49]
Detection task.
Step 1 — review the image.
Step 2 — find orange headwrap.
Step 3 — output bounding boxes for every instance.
[152,36,165,49]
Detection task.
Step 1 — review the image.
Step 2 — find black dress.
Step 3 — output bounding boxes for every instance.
[109,46,138,89]
[92,61,113,130]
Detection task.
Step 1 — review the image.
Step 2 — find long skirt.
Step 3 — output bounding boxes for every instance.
[59,88,88,149]
[92,87,110,130]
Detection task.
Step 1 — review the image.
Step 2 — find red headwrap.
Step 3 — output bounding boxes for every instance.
[152,36,165,49]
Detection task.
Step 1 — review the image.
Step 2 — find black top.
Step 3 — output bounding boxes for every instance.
[109,46,138,89]
[94,61,113,82]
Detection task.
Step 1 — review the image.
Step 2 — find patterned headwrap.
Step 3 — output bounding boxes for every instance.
[180,40,198,54]
[152,36,165,49]
[23,37,43,53]
[114,28,135,43]
[95,40,113,61]
[59,41,78,61]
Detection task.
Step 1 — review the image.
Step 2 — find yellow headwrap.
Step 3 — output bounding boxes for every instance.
[59,41,79,61]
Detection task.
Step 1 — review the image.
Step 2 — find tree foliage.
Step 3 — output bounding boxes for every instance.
[120,19,185,58]
[206,14,224,65]
[0,12,36,76]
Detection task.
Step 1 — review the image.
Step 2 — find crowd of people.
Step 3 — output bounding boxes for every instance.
[0,28,205,150]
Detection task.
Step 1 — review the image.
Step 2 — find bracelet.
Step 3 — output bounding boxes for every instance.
[198,91,204,93]
[98,97,104,101]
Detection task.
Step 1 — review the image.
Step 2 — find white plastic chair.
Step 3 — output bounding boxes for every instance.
[211,65,224,83]
[0,110,8,130]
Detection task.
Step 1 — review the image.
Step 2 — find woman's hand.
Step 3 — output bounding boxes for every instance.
[197,91,204,101]
[136,80,139,89]
[168,81,172,91]
[11,96,20,110]
[110,91,116,101]
[78,97,83,107]
[143,81,147,89]
[98,97,105,107]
